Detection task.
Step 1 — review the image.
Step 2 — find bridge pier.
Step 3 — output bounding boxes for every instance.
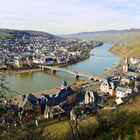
[89,77,94,80]
[52,70,56,74]
[40,66,44,70]
[75,75,79,79]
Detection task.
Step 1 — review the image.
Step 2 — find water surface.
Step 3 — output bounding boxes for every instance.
[6,43,119,95]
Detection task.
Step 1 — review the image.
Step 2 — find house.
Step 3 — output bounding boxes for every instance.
[40,57,54,65]
[27,56,33,67]
[22,93,40,114]
[130,57,140,65]
[121,75,134,85]
[100,78,111,93]
[46,86,74,106]
[115,98,126,105]
[33,56,41,64]
[14,56,33,68]
[100,77,118,96]
[134,81,140,92]
[14,56,24,68]
[68,51,83,58]
[44,106,65,119]
[40,81,75,107]
[116,86,132,98]
[59,47,68,52]
[85,91,99,105]
[56,57,69,64]
[125,72,140,79]
[70,107,87,121]
[58,84,74,99]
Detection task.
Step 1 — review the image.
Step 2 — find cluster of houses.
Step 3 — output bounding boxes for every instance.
[0,31,102,69]
[100,57,140,105]
[69,57,140,120]
[0,79,104,127]
[1,46,140,126]
[0,81,75,126]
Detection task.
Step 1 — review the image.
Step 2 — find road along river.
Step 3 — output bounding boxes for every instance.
[6,43,119,95]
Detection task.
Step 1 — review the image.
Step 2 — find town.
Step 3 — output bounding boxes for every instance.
[0,30,102,70]
[0,56,140,130]
[1,0,140,139]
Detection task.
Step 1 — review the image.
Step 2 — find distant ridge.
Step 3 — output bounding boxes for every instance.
[60,28,140,42]
[60,28,140,36]
[0,28,59,39]
[59,28,140,41]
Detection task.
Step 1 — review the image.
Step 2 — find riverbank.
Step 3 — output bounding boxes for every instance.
[5,43,118,97]
[1,44,96,75]
[2,68,43,75]
[1,52,90,75]
[28,43,121,96]
[12,79,93,106]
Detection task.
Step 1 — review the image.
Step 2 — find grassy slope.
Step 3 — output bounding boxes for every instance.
[43,116,96,140]
[66,31,140,41]
[42,96,140,140]
[71,32,138,42]
[110,42,140,60]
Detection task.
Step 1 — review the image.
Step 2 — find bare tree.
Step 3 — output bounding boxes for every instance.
[0,71,18,99]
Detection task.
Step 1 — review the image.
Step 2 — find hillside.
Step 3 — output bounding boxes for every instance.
[61,29,140,42]
[61,28,140,59]
[41,96,140,140]
[110,41,140,60]
[0,29,58,39]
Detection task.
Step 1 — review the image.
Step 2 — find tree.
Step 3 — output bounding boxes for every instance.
[107,98,116,106]
[0,71,17,98]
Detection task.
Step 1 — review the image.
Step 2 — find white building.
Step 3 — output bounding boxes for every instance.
[115,98,124,105]
[116,86,132,98]
[85,91,98,104]
[100,78,116,96]
[100,79,110,93]
[40,57,54,65]
[130,57,140,65]
[33,57,41,64]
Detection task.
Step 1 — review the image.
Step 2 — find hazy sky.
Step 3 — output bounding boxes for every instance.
[0,0,140,34]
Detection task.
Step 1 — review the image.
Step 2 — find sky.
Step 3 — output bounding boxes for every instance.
[0,0,140,34]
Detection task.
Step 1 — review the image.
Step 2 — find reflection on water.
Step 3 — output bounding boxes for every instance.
[6,43,119,95]
[65,43,119,75]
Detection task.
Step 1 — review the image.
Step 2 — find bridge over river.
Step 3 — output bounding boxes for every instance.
[39,65,104,82]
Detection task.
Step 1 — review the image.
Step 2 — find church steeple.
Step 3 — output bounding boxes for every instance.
[125,57,128,65]
[123,57,129,73]
[61,80,68,89]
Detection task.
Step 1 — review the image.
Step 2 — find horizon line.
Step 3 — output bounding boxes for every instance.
[0,27,140,35]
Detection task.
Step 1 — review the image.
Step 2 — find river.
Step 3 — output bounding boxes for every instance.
[6,43,119,95]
